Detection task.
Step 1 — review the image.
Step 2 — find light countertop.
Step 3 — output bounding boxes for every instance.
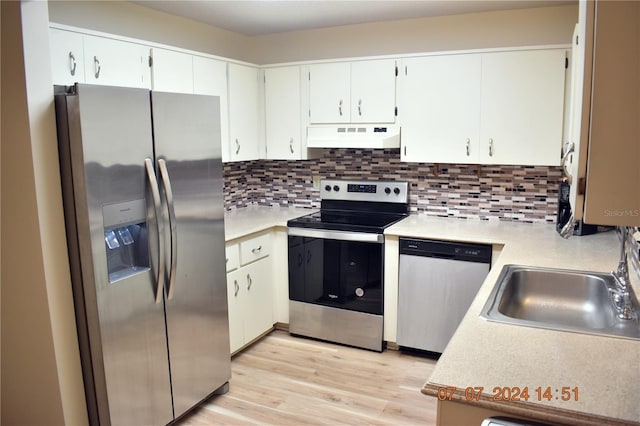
[224,205,314,242]
[386,216,640,425]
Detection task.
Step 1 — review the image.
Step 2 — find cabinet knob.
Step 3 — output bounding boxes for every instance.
[69,51,77,76]
[93,56,101,79]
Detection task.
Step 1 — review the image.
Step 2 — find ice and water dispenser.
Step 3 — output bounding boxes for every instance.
[103,199,150,283]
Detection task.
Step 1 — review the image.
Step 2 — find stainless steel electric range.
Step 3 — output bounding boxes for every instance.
[287,179,409,351]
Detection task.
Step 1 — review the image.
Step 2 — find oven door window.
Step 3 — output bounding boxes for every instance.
[288,236,383,315]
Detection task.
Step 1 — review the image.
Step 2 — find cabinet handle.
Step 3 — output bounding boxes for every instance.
[466,138,470,156]
[93,56,101,79]
[251,245,262,254]
[561,141,575,168]
[338,99,343,116]
[358,99,362,116]
[298,253,303,266]
[307,250,312,263]
[247,274,252,290]
[234,280,239,297]
[289,138,294,154]
[69,51,77,76]
[561,141,575,182]
[235,138,240,155]
[488,138,494,157]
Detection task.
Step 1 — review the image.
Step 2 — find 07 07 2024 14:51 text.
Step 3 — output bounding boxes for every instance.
[436,386,579,402]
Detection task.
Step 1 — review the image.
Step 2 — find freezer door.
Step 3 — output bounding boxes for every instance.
[59,84,173,425]
[151,91,231,417]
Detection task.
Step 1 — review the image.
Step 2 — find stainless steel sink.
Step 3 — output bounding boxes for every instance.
[480,265,640,340]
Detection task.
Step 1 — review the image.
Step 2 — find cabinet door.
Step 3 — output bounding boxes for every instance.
[265,66,302,160]
[400,55,481,163]
[49,28,85,85]
[83,35,151,88]
[151,48,193,93]
[479,50,566,165]
[227,63,260,161]
[193,57,229,162]
[351,59,397,123]
[226,269,244,354]
[242,259,273,343]
[309,62,351,123]
[287,238,305,301]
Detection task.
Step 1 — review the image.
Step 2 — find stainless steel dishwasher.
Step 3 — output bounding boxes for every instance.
[397,238,492,353]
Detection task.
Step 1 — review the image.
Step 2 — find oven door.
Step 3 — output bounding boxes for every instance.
[288,228,384,315]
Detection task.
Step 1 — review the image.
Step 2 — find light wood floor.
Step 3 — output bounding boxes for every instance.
[178,330,438,425]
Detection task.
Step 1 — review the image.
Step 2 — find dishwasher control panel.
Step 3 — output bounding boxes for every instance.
[399,238,492,264]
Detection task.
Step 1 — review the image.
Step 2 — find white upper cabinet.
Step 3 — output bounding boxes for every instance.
[50,28,85,85]
[478,49,566,166]
[399,54,482,163]
[400,49,566,166]
[150,48,193,93]
[309,62,351,123]
[350,59,397,123]
[193,56,229,162]
[227,63,261,162]
[309,59,396,124]
[264,66,309,160]
[83,35,151,89]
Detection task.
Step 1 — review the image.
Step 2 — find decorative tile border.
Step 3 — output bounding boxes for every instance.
[224,149,563,224]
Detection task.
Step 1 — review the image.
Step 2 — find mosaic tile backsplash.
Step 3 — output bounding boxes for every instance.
[224,149,564,224]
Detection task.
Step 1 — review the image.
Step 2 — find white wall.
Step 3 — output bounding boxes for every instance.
[253,5,578,64]
[1,1,87,424]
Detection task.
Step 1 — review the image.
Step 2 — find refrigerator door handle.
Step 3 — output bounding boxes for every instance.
[158,158,177,300]
[145,158,165,304]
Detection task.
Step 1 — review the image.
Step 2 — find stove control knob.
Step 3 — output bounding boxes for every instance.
[384,187,391,195]
[324,185,332,192]
[333,185,340,192]
[394,187,401,195]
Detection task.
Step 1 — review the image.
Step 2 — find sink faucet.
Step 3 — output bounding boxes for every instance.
[610,226,637,320]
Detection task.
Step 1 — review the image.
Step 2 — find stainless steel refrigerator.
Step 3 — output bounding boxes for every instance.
[54,84,231,425]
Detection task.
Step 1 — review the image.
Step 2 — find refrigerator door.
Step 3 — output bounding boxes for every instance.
[151,91,231,417]
[57,84,173,425]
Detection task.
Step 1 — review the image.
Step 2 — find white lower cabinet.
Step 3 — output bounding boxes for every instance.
[225,233,274,354]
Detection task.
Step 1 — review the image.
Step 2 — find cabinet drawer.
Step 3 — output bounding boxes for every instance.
[240,233,271,265]
[226,243,240,272]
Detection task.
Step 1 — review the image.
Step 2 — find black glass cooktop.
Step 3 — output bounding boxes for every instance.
[287,210,407,233]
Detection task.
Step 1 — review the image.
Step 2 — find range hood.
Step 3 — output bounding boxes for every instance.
[306,125,401,149]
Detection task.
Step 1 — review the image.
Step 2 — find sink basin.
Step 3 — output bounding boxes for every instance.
[480,265,640,340]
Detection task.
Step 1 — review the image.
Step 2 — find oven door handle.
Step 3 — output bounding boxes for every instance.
[288,227,384,243]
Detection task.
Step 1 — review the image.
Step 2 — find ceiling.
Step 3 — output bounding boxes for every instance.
[133,1,575,37]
